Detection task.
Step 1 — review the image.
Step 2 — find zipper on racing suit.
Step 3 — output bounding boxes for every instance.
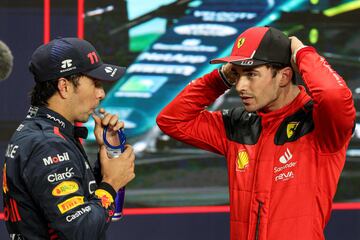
[255,202,263,240]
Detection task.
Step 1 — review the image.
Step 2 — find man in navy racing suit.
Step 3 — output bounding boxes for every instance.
[2,38,135,239]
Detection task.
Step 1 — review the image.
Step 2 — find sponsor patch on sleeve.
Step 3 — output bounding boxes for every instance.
[95,189,114,209]
[57,196,84,214]
[52,181,79,196]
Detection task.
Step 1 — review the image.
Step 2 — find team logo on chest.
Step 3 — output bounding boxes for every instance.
[274,148,296,182]
[236,150,249,171]
[286,121,300,138]
[279,148,292,164]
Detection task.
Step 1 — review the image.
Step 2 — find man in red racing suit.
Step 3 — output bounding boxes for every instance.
[157,26,355,240]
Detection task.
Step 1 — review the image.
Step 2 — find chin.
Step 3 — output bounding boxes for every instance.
[244,105,258,113]
[76,117,89,123]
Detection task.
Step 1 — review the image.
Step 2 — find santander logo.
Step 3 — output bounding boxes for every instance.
[279,148,292,164]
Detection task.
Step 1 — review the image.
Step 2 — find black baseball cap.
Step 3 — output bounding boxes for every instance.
[210,26,291,67]
[29,37,126,82]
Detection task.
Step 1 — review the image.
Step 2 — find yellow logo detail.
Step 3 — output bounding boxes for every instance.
[52,181,79,196]
[57,196,84,214]
[95,189,114,209]
[236,150,249,171]
[237,38,245,48]
[287,122,300,138]
[3,164,8,193]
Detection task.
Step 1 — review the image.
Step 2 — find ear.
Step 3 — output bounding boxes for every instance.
[57,77,71,98]
[279,67,293,87]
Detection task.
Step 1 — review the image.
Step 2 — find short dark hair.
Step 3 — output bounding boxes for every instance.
[30,74,82,107]
[265,63,296,84]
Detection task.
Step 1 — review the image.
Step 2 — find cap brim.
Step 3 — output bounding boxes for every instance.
[210,56,267,67]
[84,63,126,82]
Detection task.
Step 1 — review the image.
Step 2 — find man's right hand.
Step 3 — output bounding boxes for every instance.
[99,145,135,192]
[289,36,306,73]
[92,109,124,147]
[221,63,238,86]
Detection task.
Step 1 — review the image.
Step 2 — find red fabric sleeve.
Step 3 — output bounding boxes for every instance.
[296,47,356,153]
[156,69,230,155]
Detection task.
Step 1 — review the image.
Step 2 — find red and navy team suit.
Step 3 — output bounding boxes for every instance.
[157,47,355,240]
[2,107,116,239]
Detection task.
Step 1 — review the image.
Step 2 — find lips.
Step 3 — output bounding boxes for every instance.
[241,96,253,104]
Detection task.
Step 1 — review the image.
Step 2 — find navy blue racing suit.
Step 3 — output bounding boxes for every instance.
[2,106,116,239]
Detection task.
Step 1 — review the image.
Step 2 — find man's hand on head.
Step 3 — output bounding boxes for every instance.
[289,36,305,54]
[289,36,306,73]
[221,63,238,86]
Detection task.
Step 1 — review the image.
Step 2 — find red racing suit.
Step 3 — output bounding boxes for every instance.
[156,47,355,240]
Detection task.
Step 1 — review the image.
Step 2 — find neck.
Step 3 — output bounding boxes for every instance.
[262,84,300,113]
[47,97,74,125]
[280,84,300,108]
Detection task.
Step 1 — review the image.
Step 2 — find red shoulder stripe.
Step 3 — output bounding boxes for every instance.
[54,127,66,140]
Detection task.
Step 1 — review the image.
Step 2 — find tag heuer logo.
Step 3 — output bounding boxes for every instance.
[287,122,300,138]
[236,150,249,171]
[237,38,245,48]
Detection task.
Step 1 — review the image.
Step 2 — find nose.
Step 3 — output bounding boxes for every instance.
[235,76,249,94]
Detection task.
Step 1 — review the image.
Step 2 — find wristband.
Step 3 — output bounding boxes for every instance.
[218,66,233,88]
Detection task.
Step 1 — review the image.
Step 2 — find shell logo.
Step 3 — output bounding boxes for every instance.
[236,150,249,171]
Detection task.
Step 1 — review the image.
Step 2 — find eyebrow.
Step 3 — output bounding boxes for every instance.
[243,67,259,72]
[232,67,259,73]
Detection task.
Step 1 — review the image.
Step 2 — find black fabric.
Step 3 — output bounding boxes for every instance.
[221,101,314,146]
[74,126,88,139]
[274,101,314,145]
[254,27,291,66]
[222,107,262,145]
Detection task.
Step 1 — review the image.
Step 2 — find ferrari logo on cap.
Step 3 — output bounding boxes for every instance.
[236,150,249,171]
[237,38,245,48]
[287,122,300,138]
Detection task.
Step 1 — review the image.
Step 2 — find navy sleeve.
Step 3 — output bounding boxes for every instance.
[22,139,116,240]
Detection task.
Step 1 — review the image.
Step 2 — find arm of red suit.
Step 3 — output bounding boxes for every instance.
[295,47,356,153]
[156,69,231,155]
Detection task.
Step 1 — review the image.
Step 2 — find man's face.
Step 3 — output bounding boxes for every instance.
[231,64,282,112]
[69,76,105,123]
